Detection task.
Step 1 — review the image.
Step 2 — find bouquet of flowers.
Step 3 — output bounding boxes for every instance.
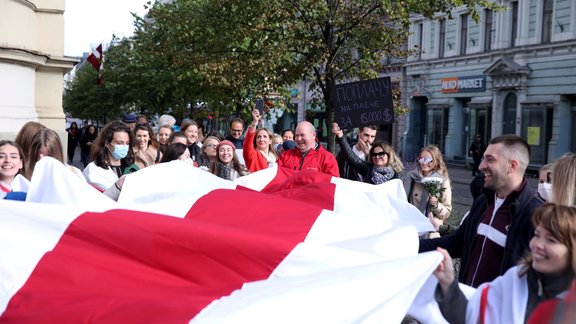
[421,176,445,198]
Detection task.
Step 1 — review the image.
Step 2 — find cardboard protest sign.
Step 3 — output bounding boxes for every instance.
[332,77,394,129]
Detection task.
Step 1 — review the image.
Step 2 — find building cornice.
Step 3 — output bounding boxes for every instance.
[8,0,64,14]
[0,47,78,71]
[406,39,576,74]
[9,0,36,11]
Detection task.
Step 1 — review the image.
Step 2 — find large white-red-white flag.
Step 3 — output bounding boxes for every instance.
[0,158,451,323]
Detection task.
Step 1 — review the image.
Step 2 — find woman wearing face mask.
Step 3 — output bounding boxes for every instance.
[83,121,135,192]
[537,163,553,201]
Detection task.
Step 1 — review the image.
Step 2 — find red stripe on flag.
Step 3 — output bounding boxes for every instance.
[259,170,336,211]
[2,190,323,322]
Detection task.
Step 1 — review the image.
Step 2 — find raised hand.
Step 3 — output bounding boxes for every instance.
[331,123,343,138]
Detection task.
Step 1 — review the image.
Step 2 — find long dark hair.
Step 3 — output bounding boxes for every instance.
[160,143,188,163]
[91,121,134,169]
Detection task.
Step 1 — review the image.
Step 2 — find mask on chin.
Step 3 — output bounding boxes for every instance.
[111,144,129,160]
[537,182,553,201]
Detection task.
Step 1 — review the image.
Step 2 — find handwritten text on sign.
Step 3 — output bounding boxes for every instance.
[332,77,394,129]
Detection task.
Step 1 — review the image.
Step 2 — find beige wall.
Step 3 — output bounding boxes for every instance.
[0,0,77,159]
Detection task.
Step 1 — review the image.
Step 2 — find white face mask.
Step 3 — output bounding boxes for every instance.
[538,182,553,201]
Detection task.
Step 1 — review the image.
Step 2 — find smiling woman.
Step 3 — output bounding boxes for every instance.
[434,203,576,323]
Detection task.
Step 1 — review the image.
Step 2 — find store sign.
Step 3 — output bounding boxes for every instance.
[441,75,486,93]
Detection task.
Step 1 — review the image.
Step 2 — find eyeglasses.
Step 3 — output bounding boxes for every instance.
[204,144,217,149]
[418,157,433,164]
[370,152,387,158]
[231,129,243,133]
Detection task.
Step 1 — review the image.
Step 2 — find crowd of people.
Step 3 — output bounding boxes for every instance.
[3,109,576,322]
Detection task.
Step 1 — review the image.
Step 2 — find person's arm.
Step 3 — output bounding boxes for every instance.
[433,248,468,324]
[419,219,465,256]
[331,123,369,175]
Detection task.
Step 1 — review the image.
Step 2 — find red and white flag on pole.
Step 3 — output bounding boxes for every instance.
[86,44,103,86]
[0,158,450,323]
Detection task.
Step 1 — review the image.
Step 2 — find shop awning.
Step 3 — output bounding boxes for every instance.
[426,98,451,108]
[467,96,492,108]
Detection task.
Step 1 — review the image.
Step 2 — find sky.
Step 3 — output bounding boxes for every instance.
[64,0,150,57]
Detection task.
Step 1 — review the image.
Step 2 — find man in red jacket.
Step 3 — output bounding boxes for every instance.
[277,121,340,177]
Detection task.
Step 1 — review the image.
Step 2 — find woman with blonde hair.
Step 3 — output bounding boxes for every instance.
[407,145,452,232]
[197,136,220,170]
[243,108,277,172]
[331,123,402,184]
[551,152,576,206]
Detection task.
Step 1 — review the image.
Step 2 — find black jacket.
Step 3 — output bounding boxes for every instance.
[336,136,397,184]
[419,179,542,283]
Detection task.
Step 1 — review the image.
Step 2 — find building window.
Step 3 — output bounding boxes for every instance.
[511,1,518,47]
[484,9,493,51]
[417,23,423,60]
[439,19,446,58]
[542,0,553,43]
[460,14,468,55]
[503,93,517,134]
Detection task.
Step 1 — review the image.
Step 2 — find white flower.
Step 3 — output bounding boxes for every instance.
[421,176,443,186]
[422,176,445,198]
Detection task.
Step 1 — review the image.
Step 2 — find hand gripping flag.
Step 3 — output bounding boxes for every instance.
[86,44,103,86]
[1,158,452,323]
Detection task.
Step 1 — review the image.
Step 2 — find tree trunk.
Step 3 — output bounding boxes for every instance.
[323,75,336,154]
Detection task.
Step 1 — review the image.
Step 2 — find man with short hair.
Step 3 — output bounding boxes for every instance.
[336,125,377,181]
[419,134,542,288]
[225,118,245,149]
[277,121,339,177]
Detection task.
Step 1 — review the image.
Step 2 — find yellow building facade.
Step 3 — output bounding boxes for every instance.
[0,0,77,140]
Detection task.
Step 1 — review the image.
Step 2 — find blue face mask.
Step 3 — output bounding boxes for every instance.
[111,144,129,160]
